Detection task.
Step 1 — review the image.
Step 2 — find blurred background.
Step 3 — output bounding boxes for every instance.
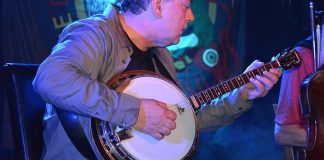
[0,0,313,159]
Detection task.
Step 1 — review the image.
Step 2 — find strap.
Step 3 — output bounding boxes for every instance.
[55,107,97,160]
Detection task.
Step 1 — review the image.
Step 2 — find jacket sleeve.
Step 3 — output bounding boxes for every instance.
[32,20,140,128]
[197,89,253,131]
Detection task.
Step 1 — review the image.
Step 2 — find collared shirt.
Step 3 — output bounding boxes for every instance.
[33,4,252,160]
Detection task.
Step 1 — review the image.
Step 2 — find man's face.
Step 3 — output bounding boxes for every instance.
[158,0,194,46]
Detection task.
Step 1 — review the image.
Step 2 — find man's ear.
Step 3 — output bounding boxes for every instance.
[152,0,163,18]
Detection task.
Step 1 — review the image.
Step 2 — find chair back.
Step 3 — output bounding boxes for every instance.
[1,63,45,160]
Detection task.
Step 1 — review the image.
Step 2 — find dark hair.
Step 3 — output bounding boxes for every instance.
[120,0,150,14]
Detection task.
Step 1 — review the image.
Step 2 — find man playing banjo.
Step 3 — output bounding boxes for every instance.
[33,0,281,159]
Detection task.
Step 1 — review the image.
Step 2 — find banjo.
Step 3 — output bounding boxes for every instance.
[57,48,301,160]
[89,48,301,160]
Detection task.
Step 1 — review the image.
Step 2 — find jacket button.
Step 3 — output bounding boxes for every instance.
[122,59,127,63]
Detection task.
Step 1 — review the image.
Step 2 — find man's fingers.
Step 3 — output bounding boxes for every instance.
[262,71,278,82]
[268,68,282,78]
[152,132,164,140]
[255,75,273,91]
[165,109,177,121]
[249,77,267,97]
[159,127,172,136]
[163,118,176,130]
[158,101,177,121]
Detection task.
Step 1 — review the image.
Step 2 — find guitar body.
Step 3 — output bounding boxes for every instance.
[92,71,198,160]
[298,70,324,159]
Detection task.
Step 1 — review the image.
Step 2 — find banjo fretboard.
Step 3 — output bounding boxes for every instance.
[188,60,282,108]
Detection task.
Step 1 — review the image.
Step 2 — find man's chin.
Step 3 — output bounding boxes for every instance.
[162,37,180,47]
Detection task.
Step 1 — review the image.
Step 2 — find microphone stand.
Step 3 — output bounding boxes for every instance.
[310,0,323,71]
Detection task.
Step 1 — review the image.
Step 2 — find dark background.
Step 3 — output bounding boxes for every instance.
[195,0,310,160]
[0,0,313,159]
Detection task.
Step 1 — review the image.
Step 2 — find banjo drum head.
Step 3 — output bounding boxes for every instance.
[120,76,197,160]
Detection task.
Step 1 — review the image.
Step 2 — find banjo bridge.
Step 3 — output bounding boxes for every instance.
[176,104,185,115]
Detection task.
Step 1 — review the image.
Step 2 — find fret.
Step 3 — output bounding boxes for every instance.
[260,66,266,72]
[251,70,256,78]
[208,88,215,99]
[235,78,240,87]
[244,74,250,82]
[269,62,274,69]
[246,72,250,79]
[206,89,213,101]
[200,91,207,103]
[201,91,206,102]
[256,69,261,75]
[227,82,231,91]
[216,86,222,96]
[275,59,281,68]
[218,85,225,95]
[273,61,280,68]
[212,87,219,97]
[250,72,254,78]
[202,91,210,102]
[246,72,252,79]
[203,91,209,103]
[234,79,238,88]
[263,64,269,70]
[222,83,229,92]
[233,78,239,88]
[256,68,262,75]
[219,85,225,94]
[198,93,206,105]
[237,76,243,85]
[232,78,237,87]
[226,82,230,92]
[229,79,235,89]
[252,70,258,77]
[267,63,272,70]
[208,90,213,100]
[249,71,254,78]
[243,74,248,83]
[195,94,203,106]
[234,77,244,87]
[202,92,208,104]
[211,87,218,97]
[200,93,205,106]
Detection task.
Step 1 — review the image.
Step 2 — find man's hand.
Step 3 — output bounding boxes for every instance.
[239,60,282,100]
[114,78,177,140]
[134,99,177,140]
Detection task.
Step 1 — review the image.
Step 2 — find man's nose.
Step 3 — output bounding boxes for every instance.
[186,8,194,22]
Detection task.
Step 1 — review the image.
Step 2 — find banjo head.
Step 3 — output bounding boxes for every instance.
[120,76,197,160]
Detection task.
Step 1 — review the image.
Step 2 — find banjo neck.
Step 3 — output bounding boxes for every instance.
[188,48,301,109]
[188,61,280,109]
